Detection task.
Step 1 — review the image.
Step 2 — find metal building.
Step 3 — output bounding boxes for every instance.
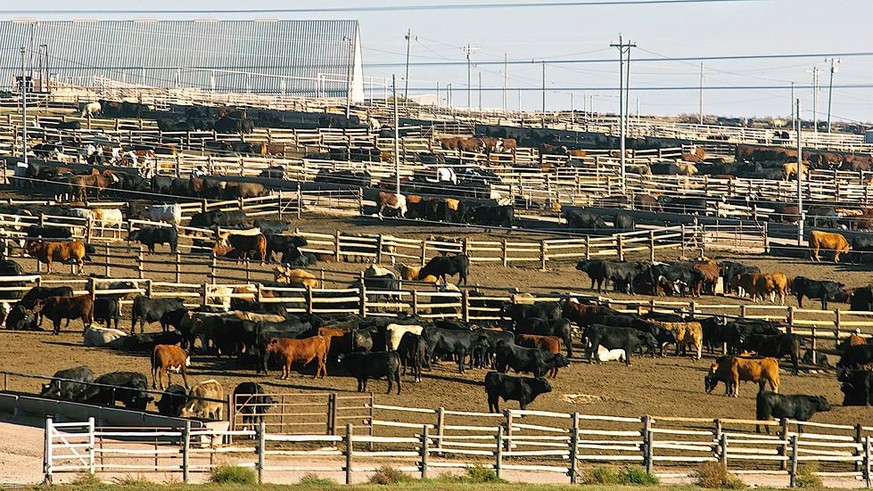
[0,19,364,100]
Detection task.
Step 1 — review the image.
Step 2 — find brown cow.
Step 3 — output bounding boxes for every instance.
[212,233,268,263]
[223,181,268,199]
[377,192,407,218]
[265,336,327,379]
[809,230,850,263]
[705,356,779,397]
[33,295,94,335]
[68,169,118,201]
[318,327,349,358]
[731,273,763,300]
[756,272,789,305]
[501,138,517,153]
[517,334,564,378]
[151,344,190,390]
[273,266,318,288]
[24,239,87,274]
[693,261,720,295]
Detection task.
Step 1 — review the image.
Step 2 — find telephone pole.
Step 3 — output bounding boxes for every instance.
[796,98,803,246]
[541,62,546,128]
[825,57,840,133]
[503,53,508,112]
[808,66,821,133]
[478,71,482,110]
[698,62,704,124]
[403,29,413,102]
[393,75,400,195]
[610,35,635,192]
[462,44,478,109]
[19,46,27,165]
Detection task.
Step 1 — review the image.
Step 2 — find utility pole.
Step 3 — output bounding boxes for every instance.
[19,46,27,165]
[403,29,412,102]
[610,35,635,192]
[698,62,704,124]
[478,71,482,110]
[808,66,820,133]
[503,53,508,112]
[344,36,354,119]
[790,81,795,122]
[462,44,478,109]
[796,98,803,246]
[393,75,400,196]
[825,57,840,133]
[446,83,452,108]
[541,62,546,128]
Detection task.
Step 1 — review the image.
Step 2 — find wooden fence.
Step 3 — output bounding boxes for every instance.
[44,409,873,486]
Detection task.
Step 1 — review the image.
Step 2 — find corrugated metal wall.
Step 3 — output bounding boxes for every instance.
[0,19,364,100]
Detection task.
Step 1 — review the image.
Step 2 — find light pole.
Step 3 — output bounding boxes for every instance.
[403,29,412,102]
[808,66,820,133]
[462,44,478,109]
[344,36,354,119]
[825,58,840,133]
[392,75,400,195]
[796,98,803,246]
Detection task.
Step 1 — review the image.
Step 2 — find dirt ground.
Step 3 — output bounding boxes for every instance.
[2,213,872,432]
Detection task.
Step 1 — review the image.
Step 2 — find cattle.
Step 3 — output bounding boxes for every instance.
[651,320,703,360]
[840,370,873,407]
[495,342,570,378]
[180,380,225,420]
[148,204,182,225]
[837,345,873,370]
[484,371,551,413]
[156,384,187,417]
[24,239,86,274]
[19,286,73,326]
[584,324,649,366]
[81,101,101,117]
[562,207,607,229]
[377,192,407,219]
[782,162,809,180]
[418,254,469,286]
[743,333,801,375]
[650,262,707,298]
[755,273,789,305]
[809,230,850,263]
[189,210,247,228]
[233,382,276,431]
[131,296,186,333]
[719,261,760,295]
[467,204,513,228]
[273,266,318,288]
[82,325,127,347]
[254,219,292,235]
[23,225,72,240]
[474,328,515,369]
[338,351,402,394]
[34,295,94,335]
[254,320,314,373]
[5,304,36,330]
[264,336,327,379]
[265,234,307,263]
[397,332,427,382]
[213,233,268,263]
[395,263,438,283]
[791,276,849,310]
[130,227,178,253]
[422,327,489,374]
[85,372,152,410]
[756,392,831,433]
[386,323,425,351]
[90,208,124,238]
[93,297,120,330]
[577,260,648,294]
[516,335,565,377]
[40,366,95,401]
[515,317,573,358]
[705,356,780,397]
[595,345,627,362]
[151,344,190,390]
[223,182,268,199]
[503,301,562,324]
[614,213,635,231]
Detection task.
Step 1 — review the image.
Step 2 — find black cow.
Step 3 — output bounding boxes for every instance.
[721,319,782,354]
[838,345,873,370]
[719,261,761,295]
[650,262,706,298]
[495,342,569,377]
[422,327,489,374]
[152,175,174,194]
[467,205,513,228]
[24,225,72,240]
[515,317,574,357]
[614,213,635,231]
[596,313,675,356]
[264,234,308,263]
[743,333,801,375]
[418,254,469,285]
[117,331,185,353]
[130,227,178,253]
[189,210,247,228]
[850,285,873,311]
[5,304,36,330]
[484,371,552,413]
[254,219,292,235]
[156,384,187,417]
[756,391,831,433]
[396,332,427,382]
[84,372,152,410]
[840,370,873,407]
[474,328,514,369]
[40,366,95,401]
[851,237,873,263]
[584,324,646,366]
[575,260,608,291]
[19,286,74,327]
[791,276,849,310]
[338,351,401,394]
[233,382,276,431]
[563,207,607,229]
[503,302,562,324]
[131,296,186,334]
[93,297,120,330]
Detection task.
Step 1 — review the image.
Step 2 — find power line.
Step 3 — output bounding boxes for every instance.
[366,50,873,68]
[413,83,873,91]
[0,0,758,15]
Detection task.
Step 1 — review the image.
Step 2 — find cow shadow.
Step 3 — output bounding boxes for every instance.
[419,371,484,387]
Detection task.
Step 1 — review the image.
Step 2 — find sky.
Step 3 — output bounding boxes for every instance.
[7,0,873,123]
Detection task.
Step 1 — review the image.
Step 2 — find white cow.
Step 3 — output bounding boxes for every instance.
[596,345,627,362]
[83,326,128,347]
[91,208,124,238]
[386,323,424,351]
[149,204,182,225]
[80,102,102,118]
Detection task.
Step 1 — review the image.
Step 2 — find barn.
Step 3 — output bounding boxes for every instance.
[0,19,364,100]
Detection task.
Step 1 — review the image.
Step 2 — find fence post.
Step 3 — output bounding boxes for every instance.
[789,434,798,488]
[412,290,419,316]
[345,423,354,485]
[175,252,181,284]
[584,235,590,260]
[502,238,508,267]
[835,308,842,348]
[495,426,504,480]
[617,235,625,262]
[780,418,790,470]
[540,239,547,271]
[568,412,579,484]
[461,289,470,323]
[297,181,303,220]
[864,436,871,488]
[649,230,655,261]
[137,246,144,280]
[643,415,653,474]
[420,240,427,266]
[763,221,770,253]
[327,393,337,435]
[719,432,728,469]
[681,225,686,257]
[419,425,429,480]
[359,284,367,318]
[43,417,53,484]
[787,307,795,334]
[503,409,513,453]
[88,417,95,475]
[335,230,341,262]
[256,420,265,485]
[103,244,110,277]
[182,421,191,483]
[435,407,445,454]
[856,423,863,473]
